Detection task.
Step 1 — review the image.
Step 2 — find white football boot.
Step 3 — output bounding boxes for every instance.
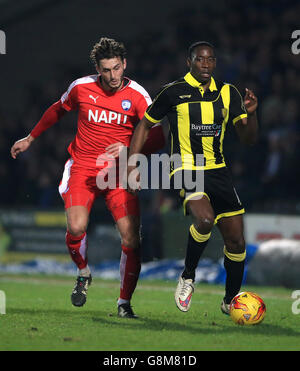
[220,299,230,315]
[175,276,195,312]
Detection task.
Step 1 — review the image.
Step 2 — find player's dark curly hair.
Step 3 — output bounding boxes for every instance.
[90,37,127,67]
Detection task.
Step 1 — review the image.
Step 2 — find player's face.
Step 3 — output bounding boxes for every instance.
[188,46,216,84]
[97,57,126,91]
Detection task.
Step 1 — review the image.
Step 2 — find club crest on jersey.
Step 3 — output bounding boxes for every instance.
[121,99,132,111]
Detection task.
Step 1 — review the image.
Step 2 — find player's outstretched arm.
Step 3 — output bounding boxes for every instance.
[235,88,258,145]
[11,134,35,159]
[10,100,67,159]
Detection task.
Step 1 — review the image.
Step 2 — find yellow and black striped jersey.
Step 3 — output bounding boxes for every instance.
[145,72,247,174]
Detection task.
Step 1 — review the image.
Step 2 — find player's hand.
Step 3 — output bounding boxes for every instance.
[105,142,126,158]
[126,164,141,194]
[10,135,34,159]
[244,88,258,115]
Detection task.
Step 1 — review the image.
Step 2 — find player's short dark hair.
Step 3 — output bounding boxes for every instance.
[188,41,216,59]
[90,37,126,67]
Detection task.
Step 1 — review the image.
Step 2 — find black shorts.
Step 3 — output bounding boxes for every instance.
[172,166,245,222]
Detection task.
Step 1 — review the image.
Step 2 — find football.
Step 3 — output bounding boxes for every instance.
[229,292,266,326]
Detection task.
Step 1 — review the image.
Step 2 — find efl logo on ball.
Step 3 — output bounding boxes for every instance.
[229,292,266,326]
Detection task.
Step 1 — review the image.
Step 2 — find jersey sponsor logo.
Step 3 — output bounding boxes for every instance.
[121,99,132,111]
[88,109,127,125]
[191,123,222,137]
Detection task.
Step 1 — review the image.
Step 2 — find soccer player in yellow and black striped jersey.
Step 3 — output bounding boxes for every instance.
[127,41,258,315]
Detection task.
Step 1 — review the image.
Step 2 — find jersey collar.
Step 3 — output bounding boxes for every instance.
[184,72,217,92]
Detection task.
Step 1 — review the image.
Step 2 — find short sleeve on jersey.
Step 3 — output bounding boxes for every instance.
[60,81,79,111]
[229,85,247,125]
[133,90,152,120]
[126,80,152,120]
[145,85,172,123]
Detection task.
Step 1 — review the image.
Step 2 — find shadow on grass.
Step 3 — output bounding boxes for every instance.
[7,307,300,338]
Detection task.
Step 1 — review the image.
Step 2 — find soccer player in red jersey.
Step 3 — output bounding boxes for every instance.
[11,37,165,318]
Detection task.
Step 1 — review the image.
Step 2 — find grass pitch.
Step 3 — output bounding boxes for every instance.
[0,274,299,351]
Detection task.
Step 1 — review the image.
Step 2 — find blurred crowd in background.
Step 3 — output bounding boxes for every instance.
[1,0,300,217]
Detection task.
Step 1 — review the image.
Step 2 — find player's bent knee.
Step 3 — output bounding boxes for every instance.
[121,233,140,249]
[67,221,87,237]
[66,207,89,237]
[224,236,245,255]
[194,216,214,235]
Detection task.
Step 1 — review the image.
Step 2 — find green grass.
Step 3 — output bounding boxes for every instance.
[0,274,299,351]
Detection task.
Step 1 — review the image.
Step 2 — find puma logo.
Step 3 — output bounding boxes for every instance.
[89,95,99,103]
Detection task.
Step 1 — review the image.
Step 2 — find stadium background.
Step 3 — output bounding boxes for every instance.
[0,0,299,285]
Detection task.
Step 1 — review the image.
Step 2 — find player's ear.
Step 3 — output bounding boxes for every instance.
[187,58,191,69]
[123,58,127,70]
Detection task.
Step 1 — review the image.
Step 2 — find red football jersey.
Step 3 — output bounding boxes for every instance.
[60,74,153,168]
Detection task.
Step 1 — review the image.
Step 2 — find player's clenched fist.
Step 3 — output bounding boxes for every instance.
[244,88,258,115]
[10,134,35,159]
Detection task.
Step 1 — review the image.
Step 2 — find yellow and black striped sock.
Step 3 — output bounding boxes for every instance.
[182,225,211,281]
[223,246,246,304]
